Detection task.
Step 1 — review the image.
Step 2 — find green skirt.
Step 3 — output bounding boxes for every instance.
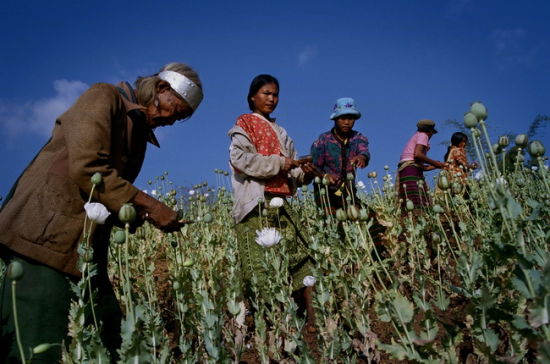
[235,204,313,300]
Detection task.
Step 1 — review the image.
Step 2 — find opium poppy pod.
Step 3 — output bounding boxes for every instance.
[118,203,137,224]
[528,141,545,158]
[463,112,479,128]
[470,101,488,121]
[515,134,528,148]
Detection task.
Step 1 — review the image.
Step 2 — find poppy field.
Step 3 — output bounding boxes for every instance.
[3,106,550,363]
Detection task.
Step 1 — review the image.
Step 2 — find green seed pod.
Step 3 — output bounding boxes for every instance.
[319,188,325,195]
[470,101,488,121]
[335,208,347,221]
[384,165,389,170]
[314,176,321,184]
[113,230,126,245]
[463,112,479,128]
[346,172,354,181]
[33,343,54,354]
[432,204,444,214]
[528,140,546,158]
[223,171,229,176]
[451,182,465,195]
[301,185,309,193]
[406,199,414,211]
[515,177,525,187]
[471,128,481,138]
[173,281,181,290]
[90,172,103,186]
[199,195,206,202]
[498,135,509,148]
[322,175,330,186]
[492,143,502,154]
[431,232,441,244]
[7,261,23,281]
[515,134,529,148]
[347,205,359,221]
[203,213,213,223]
[437,175,450,190]
[118,203,136,224]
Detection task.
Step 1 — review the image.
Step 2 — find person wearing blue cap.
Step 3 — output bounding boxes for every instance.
[310,97,370,212]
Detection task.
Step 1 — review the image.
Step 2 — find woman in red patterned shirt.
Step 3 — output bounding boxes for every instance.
[228,74,317,330]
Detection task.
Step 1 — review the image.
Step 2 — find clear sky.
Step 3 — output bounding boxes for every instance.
[1,0,549,197]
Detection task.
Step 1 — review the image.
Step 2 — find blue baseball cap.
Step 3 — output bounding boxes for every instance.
[330,97,361,120]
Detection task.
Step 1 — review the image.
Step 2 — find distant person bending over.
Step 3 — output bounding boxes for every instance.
[398,119,445,212]
[0,62,203,363]
[228,74,316,330]
[310,97,370,212]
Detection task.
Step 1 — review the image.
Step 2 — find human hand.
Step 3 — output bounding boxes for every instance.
[300,162,320,177]
[283,157,296,171]
[350,155,367,168]
[132,191,185,233]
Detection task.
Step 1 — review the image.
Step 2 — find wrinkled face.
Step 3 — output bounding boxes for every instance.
[335,115,357,135]
[146,81,194,128]
[251,83,279,118]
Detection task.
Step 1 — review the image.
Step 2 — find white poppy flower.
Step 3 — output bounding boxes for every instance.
[303,276,316,287]
[531,166,539,171]
[189,189,195,196]
[255,227,282,247]
[269,197,284,208]
[151,190,158,196]
[474,170,484,180]
[356,181,366,190]
[142,189,148,195]
[84,202,110,224]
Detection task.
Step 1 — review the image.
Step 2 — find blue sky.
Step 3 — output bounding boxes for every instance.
[1,0,549,197]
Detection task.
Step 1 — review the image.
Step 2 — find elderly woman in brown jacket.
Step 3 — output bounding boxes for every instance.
[0,62,203,362]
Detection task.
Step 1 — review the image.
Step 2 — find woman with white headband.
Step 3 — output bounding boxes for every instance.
[0,62,203,362]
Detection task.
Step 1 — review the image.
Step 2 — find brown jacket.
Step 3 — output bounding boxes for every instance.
[0,82,158,276]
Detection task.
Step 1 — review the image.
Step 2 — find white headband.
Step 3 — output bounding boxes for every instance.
[158,70,203,111]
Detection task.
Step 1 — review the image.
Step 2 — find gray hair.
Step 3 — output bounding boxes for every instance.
[135,62,203,107]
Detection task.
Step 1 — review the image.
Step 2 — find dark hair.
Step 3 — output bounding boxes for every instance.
[444,132,468,161]
[247,74,279,111]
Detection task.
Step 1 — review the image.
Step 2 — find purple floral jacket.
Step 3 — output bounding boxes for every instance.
[310,128,370,186]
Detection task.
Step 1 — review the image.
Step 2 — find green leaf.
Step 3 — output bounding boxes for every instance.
[227,300,241,316]
[413,322,439,344]
[377,339,413,361]
[413,293,431,312]
[393,293,414,323]
[506,197,522,219]
[483,328,500,353]
[511,277,533,299]
[528,294,550,328]
[434,290,450,311]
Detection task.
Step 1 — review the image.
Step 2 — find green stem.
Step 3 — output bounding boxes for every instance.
[12,281,26,363]
[479,120,500,178]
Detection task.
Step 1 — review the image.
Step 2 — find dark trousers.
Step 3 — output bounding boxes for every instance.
[0,253,122,363]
